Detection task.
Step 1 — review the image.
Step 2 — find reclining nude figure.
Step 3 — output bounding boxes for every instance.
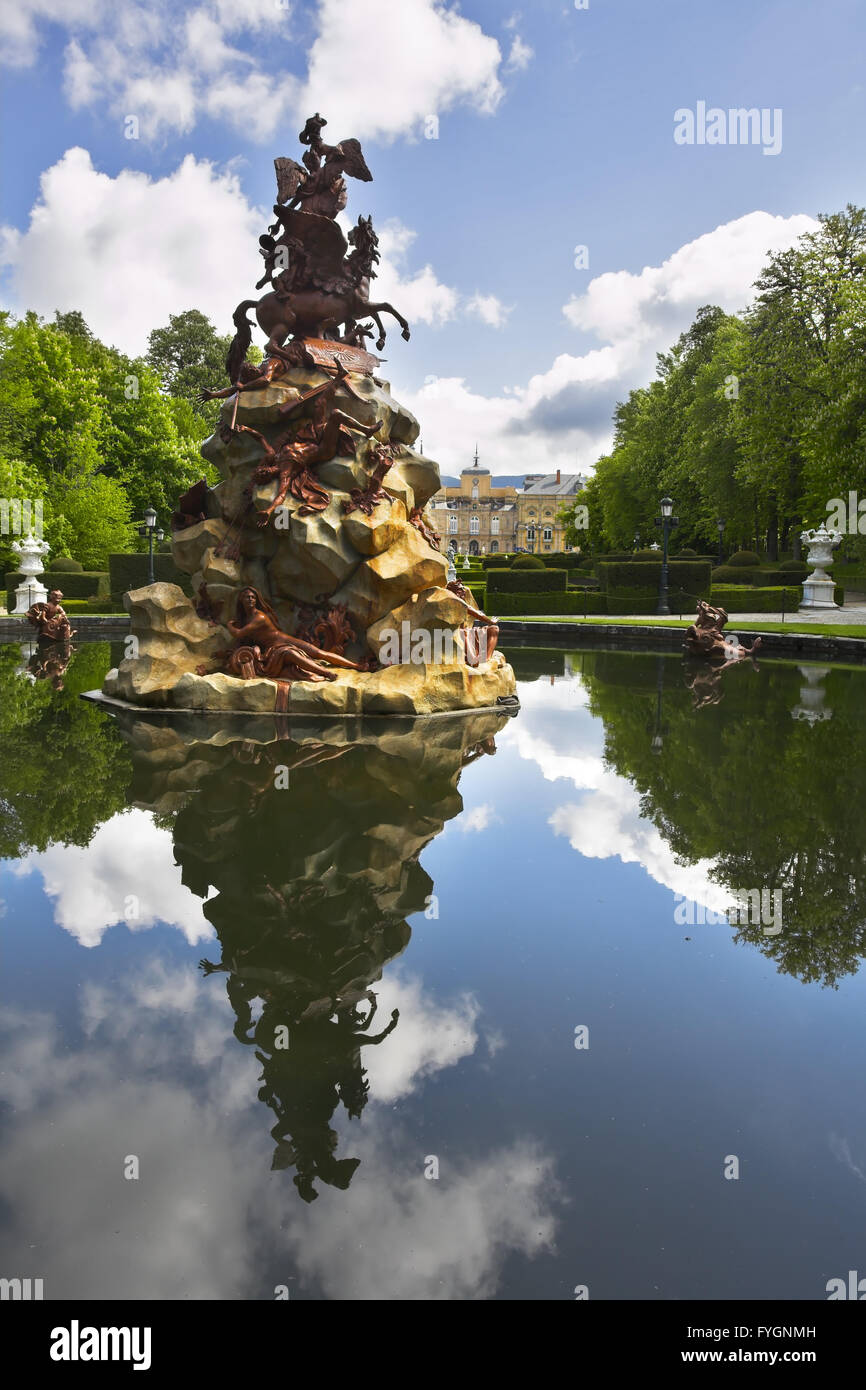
[225,587,375,682]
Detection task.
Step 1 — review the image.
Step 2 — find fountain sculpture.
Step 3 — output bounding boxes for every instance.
[102,115,515,717]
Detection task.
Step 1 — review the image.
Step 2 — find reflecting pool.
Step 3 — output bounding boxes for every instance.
[1,638,865,1300]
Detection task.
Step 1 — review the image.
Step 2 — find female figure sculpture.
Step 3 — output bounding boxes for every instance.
[225,587,374,683]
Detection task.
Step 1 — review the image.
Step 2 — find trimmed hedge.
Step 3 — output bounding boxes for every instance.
[727,550,761,567]
[487,568,568,593]
[711,565,792,586]
[481,554,512,568]
[540,553,585,569]
[51,557,84,572]
[711,585,800,612]
[109,552,192,604]
[510,553,547,570]
[712,584,844,610]
[597,560,711,597]
[61,597,126,614]
[5,568,108,609]
[491,590,609,616]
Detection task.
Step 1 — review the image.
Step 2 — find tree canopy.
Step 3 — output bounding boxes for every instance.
[564,206,866,559]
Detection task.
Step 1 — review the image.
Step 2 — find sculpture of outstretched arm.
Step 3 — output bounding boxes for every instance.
[235,424,276,457]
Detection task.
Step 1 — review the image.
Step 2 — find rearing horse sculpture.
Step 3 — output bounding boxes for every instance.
[226,209,410,377]
[223,116,411,382]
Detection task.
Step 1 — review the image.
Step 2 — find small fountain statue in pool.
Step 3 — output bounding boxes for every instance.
[27,589,74,643]
[683,600,762,662]
[102,114,516,717]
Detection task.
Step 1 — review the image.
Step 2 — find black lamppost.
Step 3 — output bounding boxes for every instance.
[633,531,640,551]
[137,506,165,585]
[716,516,726,566]
[655,495,679,615]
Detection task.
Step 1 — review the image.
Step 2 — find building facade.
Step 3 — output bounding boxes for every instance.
[430,452,584,555]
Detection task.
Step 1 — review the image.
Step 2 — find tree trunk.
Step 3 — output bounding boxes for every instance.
[767,504,779,561]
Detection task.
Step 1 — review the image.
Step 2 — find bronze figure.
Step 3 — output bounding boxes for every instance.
[238,370,382,524]
[225,114,411,365]
[26,589,74,643]
[342,441,395,515]
[683,600,761,661]
[224,587,374,683]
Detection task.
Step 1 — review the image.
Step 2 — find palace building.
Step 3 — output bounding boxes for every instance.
[430,450,585,555]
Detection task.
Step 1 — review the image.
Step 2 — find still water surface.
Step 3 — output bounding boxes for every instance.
[1,638,865,1300]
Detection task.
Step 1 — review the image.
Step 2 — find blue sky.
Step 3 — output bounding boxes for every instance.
[1,0,864,476]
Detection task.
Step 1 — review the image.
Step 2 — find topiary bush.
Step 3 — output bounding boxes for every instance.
[712,566,788,587]
[710,585,802,612]
[5,569,107,608]
[491,590,608,616]
[778,559,809,579]
[510,553,547,569]
[597,560,711,598]
[481,554,511,568]
[727,549,761,567]
[677,547,698,558]
[540,553,585,569]
[108,553,193,606]
[51,557,84,572]
[488,568,568,594]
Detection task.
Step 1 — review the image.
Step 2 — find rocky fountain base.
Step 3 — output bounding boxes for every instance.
[103,359,516,717]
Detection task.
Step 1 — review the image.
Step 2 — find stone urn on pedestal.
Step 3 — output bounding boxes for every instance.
[799,523,843,611]
[10,533,50,614]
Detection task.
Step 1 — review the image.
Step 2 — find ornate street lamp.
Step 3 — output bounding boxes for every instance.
[716,516,725,566]
[654,495,679,615]
[137,506,165,585]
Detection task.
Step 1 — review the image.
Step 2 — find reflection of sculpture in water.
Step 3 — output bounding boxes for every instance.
[683,601,761,662]
[28,639,75,691]
[683,655,758,710]
[115,706,511,1200]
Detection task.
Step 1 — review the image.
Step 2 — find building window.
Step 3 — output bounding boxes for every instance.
[469,539,479,556]
[490,515,499,535]
[543,526,553,543]
[471,484,479,500]
[544,543,551,551]
[490,540,499,552]
[470,515,480,535]
[448,515,457,534]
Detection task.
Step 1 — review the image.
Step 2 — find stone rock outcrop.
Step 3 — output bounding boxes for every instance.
[103,361,516,715]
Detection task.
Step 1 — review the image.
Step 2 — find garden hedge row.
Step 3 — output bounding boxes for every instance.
[490,591,609,615]
[712,584,844,610]
[539,553,586,569]
[711,566,797,586]
[5,569,108,609]
[61,598,126,614]
[596,560,712,596]
[109,553,192,605]
[486,568,568,594]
